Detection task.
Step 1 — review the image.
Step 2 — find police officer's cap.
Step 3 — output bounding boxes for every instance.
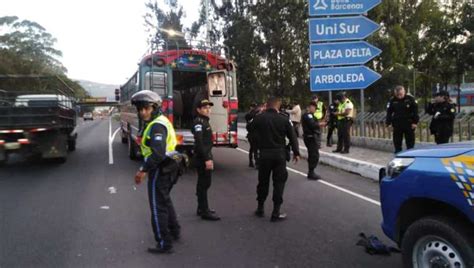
[335,92,345,101]
[435,91,449,98]
[197,99,214,108]
[131,90,162,107]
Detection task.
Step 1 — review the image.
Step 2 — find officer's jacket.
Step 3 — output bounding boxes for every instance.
[426,101,456,132]
[301,112,321,138]
[249,109,300,156]
[328,103,338,122]
[140,120,168,172]
[386,95,419,126]
[313,101,326,120]
[192,114,213,161]
[245,108,259,129]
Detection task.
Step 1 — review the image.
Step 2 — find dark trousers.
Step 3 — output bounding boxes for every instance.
[304,137,320,173]
[435,134,450,145]
[393,125,415,153]
[257,152,288,208]
[336,119,352,152]
[196,161,212,211]
[434,127,452,144]
[147,169,180,249]
[326,122,336,145]
[292,122,300,138]
[248,138,259,165]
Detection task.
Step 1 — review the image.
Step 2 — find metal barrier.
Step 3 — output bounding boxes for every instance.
[239,110,473,143]
[327,111,474,142]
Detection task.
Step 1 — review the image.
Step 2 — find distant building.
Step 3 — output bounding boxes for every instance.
[447,83,474,114]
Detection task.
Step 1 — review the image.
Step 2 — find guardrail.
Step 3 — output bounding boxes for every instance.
[238,111,473,142]
[342,112,474,142]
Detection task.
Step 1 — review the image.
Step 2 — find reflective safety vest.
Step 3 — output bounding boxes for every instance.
[313,101,324,120]
[337,99,354,120]
[141,115,177,160]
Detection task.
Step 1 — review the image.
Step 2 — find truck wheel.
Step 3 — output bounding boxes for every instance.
[0,154,7,166]
[401,216,474,268]
[128,134,138,160]
[68,139,76,152]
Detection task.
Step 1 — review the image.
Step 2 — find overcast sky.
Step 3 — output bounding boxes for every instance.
[2,0,201,85]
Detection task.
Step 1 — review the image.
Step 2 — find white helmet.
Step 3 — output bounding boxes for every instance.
[131,90,162,107]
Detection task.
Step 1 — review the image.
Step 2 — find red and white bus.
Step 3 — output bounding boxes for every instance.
[119,47,238,159]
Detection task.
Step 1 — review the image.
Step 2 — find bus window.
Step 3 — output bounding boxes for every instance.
[144,72,167,96]
[208,72,226,97]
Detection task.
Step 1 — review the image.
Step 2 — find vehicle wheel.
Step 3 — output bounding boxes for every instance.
[68,139,76,151]
[401,216,474,268]
[128,134,138,160]
[0,154,7,166]
[54,157,67,164]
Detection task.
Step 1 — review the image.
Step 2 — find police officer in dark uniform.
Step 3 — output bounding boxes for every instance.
[302,101,323,180]
[249,97,300,222]
[245,103,260,168]
[326,100,338,147]
[132,90,181,254]
[386,85,419,153]
[192,99,220,221]
[426,91,456,144]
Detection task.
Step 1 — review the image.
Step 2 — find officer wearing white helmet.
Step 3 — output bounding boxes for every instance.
[132,90,181,254]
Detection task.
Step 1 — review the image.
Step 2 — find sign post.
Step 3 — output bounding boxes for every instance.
[308,0,382,138]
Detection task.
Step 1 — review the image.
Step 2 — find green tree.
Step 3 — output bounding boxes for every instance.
[144,0,188,50]
[0,16,87,98]
[0,16,66,74]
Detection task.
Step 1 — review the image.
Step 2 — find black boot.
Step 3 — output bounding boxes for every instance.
[201,210,221,221]
[270,205,287,222]
[197,208,216,216]
[307,170,321,180]
[255,202,264,217]
[249,160,255,168]
[148,244,173,254]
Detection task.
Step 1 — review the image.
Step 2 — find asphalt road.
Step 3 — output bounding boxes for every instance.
[0,118,402,267]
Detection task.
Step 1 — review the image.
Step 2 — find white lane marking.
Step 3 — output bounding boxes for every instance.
[100,206,110,210]
[108,117,121,165]
[107,186,117,194]
[235,147,381,207]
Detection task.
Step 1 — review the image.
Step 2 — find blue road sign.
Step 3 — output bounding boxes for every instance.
[309,16,380,42]
[310,41,381,67]
[309,0,381,16]
[310,66,381,92]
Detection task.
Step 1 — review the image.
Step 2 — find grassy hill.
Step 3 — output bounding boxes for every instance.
[77,80,118,100]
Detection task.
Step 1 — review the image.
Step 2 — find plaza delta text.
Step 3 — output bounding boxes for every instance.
[314,47,373,60]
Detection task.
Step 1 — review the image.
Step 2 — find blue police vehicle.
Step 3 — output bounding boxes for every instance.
[380,142,474,267]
